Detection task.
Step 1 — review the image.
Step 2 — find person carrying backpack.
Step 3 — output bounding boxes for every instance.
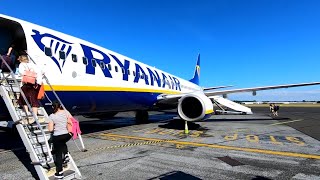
[17,55,43,116]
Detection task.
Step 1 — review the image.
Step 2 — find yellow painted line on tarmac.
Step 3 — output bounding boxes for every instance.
[205,119,305,136]
[102,133,320,160]
[267,119,304,126]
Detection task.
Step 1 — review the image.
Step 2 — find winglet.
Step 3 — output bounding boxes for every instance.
[189,54,200,85]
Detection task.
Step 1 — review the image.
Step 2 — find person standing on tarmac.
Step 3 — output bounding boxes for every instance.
[273,103,279,116]
[269,103,273,116]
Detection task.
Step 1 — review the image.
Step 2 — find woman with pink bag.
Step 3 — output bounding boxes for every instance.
[17,55,43,116]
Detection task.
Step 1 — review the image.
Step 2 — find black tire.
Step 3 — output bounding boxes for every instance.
[135,110,149,124]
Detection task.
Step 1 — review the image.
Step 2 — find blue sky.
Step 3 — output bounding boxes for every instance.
[1,0,320,101]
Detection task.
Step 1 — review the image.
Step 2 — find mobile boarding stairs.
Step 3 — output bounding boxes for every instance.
[0,55,83,180]
[210,95,253,115]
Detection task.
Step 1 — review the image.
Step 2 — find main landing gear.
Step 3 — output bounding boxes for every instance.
[135,110,149,124]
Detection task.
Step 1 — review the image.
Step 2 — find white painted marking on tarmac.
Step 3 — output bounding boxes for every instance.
[267,119,304,126]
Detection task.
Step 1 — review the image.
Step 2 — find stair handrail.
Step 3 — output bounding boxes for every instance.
[0,55,53,163]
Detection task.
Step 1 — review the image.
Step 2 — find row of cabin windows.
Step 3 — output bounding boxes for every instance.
[180,84,195,91]
[44,47,171,82]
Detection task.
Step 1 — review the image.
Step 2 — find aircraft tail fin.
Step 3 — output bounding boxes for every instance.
[189,54,200,85]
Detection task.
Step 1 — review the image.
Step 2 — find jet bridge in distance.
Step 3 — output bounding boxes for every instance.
[209,96,253,115]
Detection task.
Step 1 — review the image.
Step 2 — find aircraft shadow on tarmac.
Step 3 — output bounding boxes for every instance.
[204,116,290,122]
[148,171,202,180]
[79,112,290,134]
[158,120,206,131]
[12,150,39,179]
[79,114,177,134]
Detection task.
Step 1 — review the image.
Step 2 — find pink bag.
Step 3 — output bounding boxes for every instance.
[70,116,82,140]
[22,67,37,84]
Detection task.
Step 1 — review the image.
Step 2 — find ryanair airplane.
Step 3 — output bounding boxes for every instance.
[1,14,320,122]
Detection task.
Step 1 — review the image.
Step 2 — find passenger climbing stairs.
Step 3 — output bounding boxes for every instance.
[0,56,82,179]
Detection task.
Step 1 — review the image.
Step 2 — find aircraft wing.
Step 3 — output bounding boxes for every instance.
[202,85,233,91]
[203,82,320,96]
[158,82,320,101]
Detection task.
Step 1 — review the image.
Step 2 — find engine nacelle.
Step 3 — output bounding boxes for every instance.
[178,92,213,121]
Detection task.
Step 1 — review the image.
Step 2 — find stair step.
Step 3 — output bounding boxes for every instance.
[28,122,49,129]
[36,151,51,160]
[41,157,71,170]
[41,161,56,170]
[28,133,51,143]
[34,144,51,154]
[27,128,50,136]
[32,139,51,146]
[20,116,47,124]
[48,169,76,180]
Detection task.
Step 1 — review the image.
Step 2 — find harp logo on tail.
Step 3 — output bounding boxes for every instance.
[196,65,200,77]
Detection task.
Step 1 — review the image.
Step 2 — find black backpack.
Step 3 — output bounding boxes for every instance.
[274,105,279,111]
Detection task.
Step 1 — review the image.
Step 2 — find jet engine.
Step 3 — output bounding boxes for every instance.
[177,92,213,121]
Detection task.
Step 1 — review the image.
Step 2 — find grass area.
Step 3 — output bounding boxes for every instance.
[244,103,320,107]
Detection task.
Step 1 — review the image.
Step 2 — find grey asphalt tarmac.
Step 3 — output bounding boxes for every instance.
[0,107,319,180]
[252,106,320,141]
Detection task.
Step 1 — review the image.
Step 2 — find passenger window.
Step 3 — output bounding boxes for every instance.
[107,64,112,71]
[121,68,125,74]
[141,73,144,79]
[91,59,97,67]
[59,51,66,60]
[127,69,130,75]
[44,47,52,56]
[115,66,118,72]
[72,54,77,62]
[133,71,136,76]
[100,61,105,69]
[82,57,88,65]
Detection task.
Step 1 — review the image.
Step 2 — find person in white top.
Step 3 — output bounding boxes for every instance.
[48,101,73,179]
[17,55,43,116]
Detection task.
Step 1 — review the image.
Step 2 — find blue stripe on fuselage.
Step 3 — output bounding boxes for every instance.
[44,91,160,114]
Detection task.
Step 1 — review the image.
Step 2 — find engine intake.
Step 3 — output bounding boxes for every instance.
[178,92,213,121]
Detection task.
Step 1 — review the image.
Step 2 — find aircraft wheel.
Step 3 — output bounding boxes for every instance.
[135,110,149,124]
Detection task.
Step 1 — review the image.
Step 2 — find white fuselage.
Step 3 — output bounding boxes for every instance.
[0,14,202,115]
